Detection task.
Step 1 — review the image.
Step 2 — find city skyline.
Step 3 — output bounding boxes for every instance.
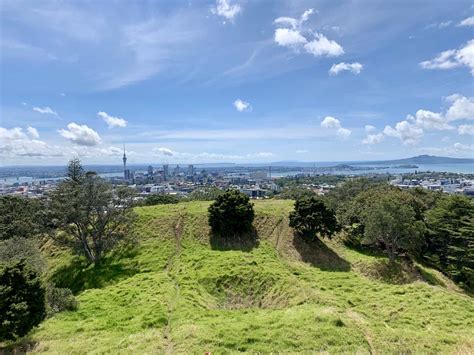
[1,0,473,166]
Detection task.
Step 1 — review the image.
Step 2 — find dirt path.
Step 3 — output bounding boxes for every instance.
[164,212,185,355]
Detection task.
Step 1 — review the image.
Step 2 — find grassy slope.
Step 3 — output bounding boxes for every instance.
[32,200,473,353]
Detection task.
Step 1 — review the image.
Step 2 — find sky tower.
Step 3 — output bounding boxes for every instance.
[123,145,129,181]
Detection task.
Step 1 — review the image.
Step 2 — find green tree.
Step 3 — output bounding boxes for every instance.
[0,196,46,240]
[208,190,254,236]
[48,160,136,265]
[289,196,339,241]
[144,194,180,205]
[360,192,425,262]
[424,195,474,290]
[0,260,46,340]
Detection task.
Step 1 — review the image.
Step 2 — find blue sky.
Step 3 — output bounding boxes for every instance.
[1,0,473,165]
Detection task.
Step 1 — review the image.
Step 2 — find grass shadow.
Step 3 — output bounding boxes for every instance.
[209,226,259,252]
[292,234,351,272]
[362,259,424,285]
[49,244,140,294]
[0,337,37,354]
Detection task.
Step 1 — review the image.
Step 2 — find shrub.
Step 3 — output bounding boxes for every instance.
[208,190,254,236]
[144,194,180,205]
[289,196,339,241]
[45,284,78,317]
[0,237,46,274]
[0,260,46,340]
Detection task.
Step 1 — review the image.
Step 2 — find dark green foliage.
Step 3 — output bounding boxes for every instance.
[289,196,339,241]
[0,260,46,340]
[424,195,474,290]
[208,190,254,236]
[0,196,46,240]
[189,187,225,201]
[0,237,46,274]
[143,194,180,205]
[359,192,425,262]
[47,159,136,265]
[45,284,78,317]
[277,187,316,200]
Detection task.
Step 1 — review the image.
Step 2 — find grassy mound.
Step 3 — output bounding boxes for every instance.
[25,200,474,353]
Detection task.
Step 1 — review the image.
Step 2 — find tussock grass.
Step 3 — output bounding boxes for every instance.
[28,200,474,353]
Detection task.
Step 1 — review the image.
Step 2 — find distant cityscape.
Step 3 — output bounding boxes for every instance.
[1,152,474,199]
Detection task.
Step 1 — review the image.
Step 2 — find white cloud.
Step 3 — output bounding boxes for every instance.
[458,16,474,27]
[336,127,351,139]
[154,147,176,156]
[33,106,58,115]
[321,116,341,129]
[296,149,309,154]
[26,126,39,138]
[99,146,125,156]
[0,126,62,157]
[445,94,474,120]
[458,124,474,135]
[304,34,344,57]
[365,125,376,132]
[211,0,241,22]
[329,62,363,75]
[233,99,252,112]
[321,116,351,139]
[273,9,343,58]
[362,133,384,145]
[383,120,424,145]
[409,109,454,130]
[453,142,474,151]
[58,123,102,146]
[274,28,307,47]
[97,111,128,128]
[420,40,474,75]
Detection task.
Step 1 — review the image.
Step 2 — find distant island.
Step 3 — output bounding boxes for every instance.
[357,155,474,165]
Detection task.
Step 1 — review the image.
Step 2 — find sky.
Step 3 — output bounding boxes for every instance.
[0,0,473,166]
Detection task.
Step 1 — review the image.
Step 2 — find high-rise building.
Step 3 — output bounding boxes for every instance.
[123,146,128,181]
[188,164,194,176]
[147,165,154,176]
[163,164,169,181]
[175,165,180,176]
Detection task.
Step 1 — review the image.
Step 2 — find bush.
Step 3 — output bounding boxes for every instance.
[0,196,46,240]
[46,284,78,317]
[0,260,46,340]
[208,190,254,236]
[289,196,339,241]
[143,194,180,205]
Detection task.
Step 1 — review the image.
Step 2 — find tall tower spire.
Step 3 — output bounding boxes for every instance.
[123,145,128,181]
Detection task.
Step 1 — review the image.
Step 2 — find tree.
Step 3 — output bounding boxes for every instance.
[289,196,339,241]
[424,195,474,290]
[360,192,425,262]
[48,160,136,266]
[144,194,180,205]
[208,190,254,236]
[0,196,46,240]
[0,260,46,340]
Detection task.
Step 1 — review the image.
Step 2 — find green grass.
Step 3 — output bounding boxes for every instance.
[29,200,474,353]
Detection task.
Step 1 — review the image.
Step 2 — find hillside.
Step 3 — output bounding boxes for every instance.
[29,200,473,353]
[360,154,474,165]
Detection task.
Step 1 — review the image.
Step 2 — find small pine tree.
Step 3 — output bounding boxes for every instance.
[0,260,46,340]
[208,190,254,236]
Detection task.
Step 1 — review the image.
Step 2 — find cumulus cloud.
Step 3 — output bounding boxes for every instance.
[26,126,39,138]
[154,147,176,156]
[383,120,424,145]
[153,147,274,161]
[362,133,384,145]
[296,149,309,154]
[420,40,474,75]
[211,0,241,22]
[458,16,474,27]
[233,99,252,112]
[33,106,58,115]
[97,111,128,128]
[453,142,474,151]
[304,34,344,57]
[58,123,102,146]
[0,126,61,157]
[458,124,474,135]
[329,62,363,75]
[409,109,454,130]
[99,146,125,156]
[273,9,343,58]
[274,28,307,47]
[321,116,351,139]
[365,125,376,132]
[445,94,474,120]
